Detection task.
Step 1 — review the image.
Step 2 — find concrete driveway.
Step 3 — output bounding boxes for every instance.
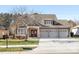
[24,38,79,54]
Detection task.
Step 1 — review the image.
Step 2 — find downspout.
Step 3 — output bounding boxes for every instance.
[68,28,70,37]
[58,28,60,38]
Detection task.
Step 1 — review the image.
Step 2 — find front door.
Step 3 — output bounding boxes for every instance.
[30,29,37,37]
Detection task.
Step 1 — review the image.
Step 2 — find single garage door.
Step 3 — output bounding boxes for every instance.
[40,29,58,38]
[49,29,58,38]
[40,29,49,38]
[59,29,69,38]
[40,28,69,38]
[40,31,49,38]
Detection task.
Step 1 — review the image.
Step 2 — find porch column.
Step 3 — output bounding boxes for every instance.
[27,27,29,38]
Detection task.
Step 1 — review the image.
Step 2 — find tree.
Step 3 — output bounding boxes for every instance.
[0,13,12,48]
[11,6,27,15]
[11,6,28,40]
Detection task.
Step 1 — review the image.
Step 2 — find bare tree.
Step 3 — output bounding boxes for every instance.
[10,6,29,40]
[11,6,27,15]
[1,13,12,48]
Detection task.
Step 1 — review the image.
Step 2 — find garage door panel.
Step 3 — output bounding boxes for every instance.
[40,32,49,38]
[40,29,49,38]
[59,32,68,38]
[59,29,68,38]
[49,29,58,38]
[49,32,58,38]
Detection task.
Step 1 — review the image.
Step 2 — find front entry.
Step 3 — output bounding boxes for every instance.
[30,29,37,37]
[31,30,37,37]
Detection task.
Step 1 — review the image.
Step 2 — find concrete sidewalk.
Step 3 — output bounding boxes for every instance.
[39,38,79,41]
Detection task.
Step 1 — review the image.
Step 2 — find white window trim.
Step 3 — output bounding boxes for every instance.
[17,27,26,36]
[44,20,53,25]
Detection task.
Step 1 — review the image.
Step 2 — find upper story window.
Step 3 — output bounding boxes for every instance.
[44,20,62,25]
[44,20,53,25]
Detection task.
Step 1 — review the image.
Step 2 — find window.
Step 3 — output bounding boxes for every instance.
[44,20,62,25]
[17,27,26,35]
[44,20,53,25]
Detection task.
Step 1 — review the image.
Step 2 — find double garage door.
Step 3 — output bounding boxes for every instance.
[40,28,69,38]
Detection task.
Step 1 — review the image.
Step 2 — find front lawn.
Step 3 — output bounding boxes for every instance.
[0,38,39,52]
[0,47,35,52]
[0,38,39,45]
[0,47,24,52]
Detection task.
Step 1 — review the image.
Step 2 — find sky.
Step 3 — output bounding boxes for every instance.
[0,5,79,21]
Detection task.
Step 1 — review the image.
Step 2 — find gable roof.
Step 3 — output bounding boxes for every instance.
[32,14,57,20]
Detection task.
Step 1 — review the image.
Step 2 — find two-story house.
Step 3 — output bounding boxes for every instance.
[8,13,70,39]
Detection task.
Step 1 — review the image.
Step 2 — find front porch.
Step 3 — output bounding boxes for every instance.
[15,26,39,39]
[27,26,40,38]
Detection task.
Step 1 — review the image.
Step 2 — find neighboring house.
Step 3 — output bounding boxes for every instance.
[0,25,9,38]
[0,13,76,39]
[58,19,76,28]
[71,25,79,36]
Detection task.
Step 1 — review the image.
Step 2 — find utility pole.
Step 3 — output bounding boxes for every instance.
[3,33,8,48]
[6,35,8,48]
[5,29,9,48]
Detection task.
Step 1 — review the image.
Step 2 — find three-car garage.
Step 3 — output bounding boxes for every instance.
[40,26,70,38]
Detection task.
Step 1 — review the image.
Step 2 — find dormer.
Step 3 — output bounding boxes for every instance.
[44,20,61,25]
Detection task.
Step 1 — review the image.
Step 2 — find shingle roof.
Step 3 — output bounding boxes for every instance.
[8,14,76,29]
[40,25,70,29]
[32,14,57,20]
[58,19,76,27]
[14,14,56,26]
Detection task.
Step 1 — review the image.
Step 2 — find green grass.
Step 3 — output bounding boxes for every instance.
[0,38,39,52]
[0,47,35,52]
[0,38,39,45]
[0,47,24,52]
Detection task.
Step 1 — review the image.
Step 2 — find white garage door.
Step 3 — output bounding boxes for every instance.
[40,28,69,38]
[49,29,58,38]
[40,31,49,38]
[40,29,58,38]
[59,29,69,38]
[40,29,49,38]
